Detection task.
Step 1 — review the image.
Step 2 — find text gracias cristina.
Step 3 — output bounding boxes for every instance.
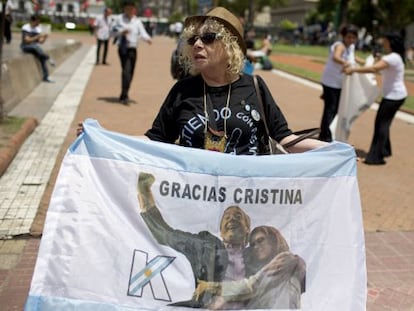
[158,180,303,205]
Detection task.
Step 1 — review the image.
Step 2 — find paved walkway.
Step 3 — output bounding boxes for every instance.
[0,33,413,310]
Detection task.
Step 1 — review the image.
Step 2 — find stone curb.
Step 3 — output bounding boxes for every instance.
[0,117,38,177]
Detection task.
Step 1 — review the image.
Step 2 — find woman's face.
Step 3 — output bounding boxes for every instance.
[380,37,391,53]
[343,33,358,47]
[189,24,228,74]
[250,231,274,262]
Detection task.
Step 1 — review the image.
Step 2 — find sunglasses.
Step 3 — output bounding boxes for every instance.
[187,32,219,46]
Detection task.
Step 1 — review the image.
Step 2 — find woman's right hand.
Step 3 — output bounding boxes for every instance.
[76,122,84,136]
[193,280,221,301]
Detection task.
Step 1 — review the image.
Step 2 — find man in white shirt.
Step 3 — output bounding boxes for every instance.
[20,15,55,82]
[112,0,152,105]
[94,7,112,65]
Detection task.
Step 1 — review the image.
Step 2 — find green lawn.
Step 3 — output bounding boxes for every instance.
[272,44,330,58]
[270,44,414,113]
[0,116,26,148]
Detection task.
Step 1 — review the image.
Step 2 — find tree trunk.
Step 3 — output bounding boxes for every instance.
[0,1,6,121]
[335,0,349,31]
[247,0,254,28]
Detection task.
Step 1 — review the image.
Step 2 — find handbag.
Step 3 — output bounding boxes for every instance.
[253,75,320,155]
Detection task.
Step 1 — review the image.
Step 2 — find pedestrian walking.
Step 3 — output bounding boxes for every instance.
[112,0,152,105]
[94,7,112,65]
[344,32,407,165]
[318,24,365,142]
[2,0,15,44]
[20,14,56,83]
[174,21,183,38]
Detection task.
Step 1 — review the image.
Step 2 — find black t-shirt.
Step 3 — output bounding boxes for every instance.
[146,74,292,155]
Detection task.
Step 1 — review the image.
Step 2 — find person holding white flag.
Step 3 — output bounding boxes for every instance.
[318,24,365,142]
[344,32,407,165]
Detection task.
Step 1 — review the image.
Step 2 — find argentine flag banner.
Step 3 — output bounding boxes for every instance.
[25,119,366,311]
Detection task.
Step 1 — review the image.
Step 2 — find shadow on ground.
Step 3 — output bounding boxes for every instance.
[97,97,138,105]
[355,148,368,159]
[97,97,122,104]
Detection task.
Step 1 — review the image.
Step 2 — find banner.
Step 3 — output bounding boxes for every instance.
[331,55,380,142]
[25,119,366,311]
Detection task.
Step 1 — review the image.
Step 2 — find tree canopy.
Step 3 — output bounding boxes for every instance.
[308,0,414,35]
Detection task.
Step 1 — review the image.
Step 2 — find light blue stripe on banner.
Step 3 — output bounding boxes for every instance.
[25,295,155,311]
[69,119,357,178]
[129,256,175,295]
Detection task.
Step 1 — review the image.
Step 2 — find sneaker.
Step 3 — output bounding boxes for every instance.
[43,78,54,83]
[49,59,56,67]
[119,94,129,105]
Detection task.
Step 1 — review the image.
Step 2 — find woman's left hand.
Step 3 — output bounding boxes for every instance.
[262,251,299,276]
[343,67,353,75]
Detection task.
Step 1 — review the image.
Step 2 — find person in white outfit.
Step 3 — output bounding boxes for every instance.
[318,24,365,142]
[344,32,407,165]
[94,7,112,65]
[20,15,55,82]
[111,0,152,105]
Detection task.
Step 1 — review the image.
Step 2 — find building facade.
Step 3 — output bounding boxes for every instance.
[270,0,318,28]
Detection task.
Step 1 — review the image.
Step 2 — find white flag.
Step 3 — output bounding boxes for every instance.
[25,119,367,311]
[331,55,380,142]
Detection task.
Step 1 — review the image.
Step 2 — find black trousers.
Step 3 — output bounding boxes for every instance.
[365,97,405,163]
[319,84,341,142]
[118,48,137,99]
[96,39,108,63]
[3,15,12,43]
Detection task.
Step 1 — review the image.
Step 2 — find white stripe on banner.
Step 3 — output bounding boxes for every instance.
[25,119,366,311]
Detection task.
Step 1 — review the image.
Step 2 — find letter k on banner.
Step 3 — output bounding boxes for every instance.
[128,250,176,301]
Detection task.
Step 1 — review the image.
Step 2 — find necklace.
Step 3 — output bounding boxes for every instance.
[203,82,232,152]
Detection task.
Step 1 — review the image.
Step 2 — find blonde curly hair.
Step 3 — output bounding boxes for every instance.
[179,18,245,77]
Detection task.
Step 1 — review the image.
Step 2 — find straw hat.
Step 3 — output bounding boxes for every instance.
[184,7,246,54]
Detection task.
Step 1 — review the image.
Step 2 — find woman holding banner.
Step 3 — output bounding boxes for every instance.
[142,7,326,154]
[344,32,407,165]
[318,24,365,142]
